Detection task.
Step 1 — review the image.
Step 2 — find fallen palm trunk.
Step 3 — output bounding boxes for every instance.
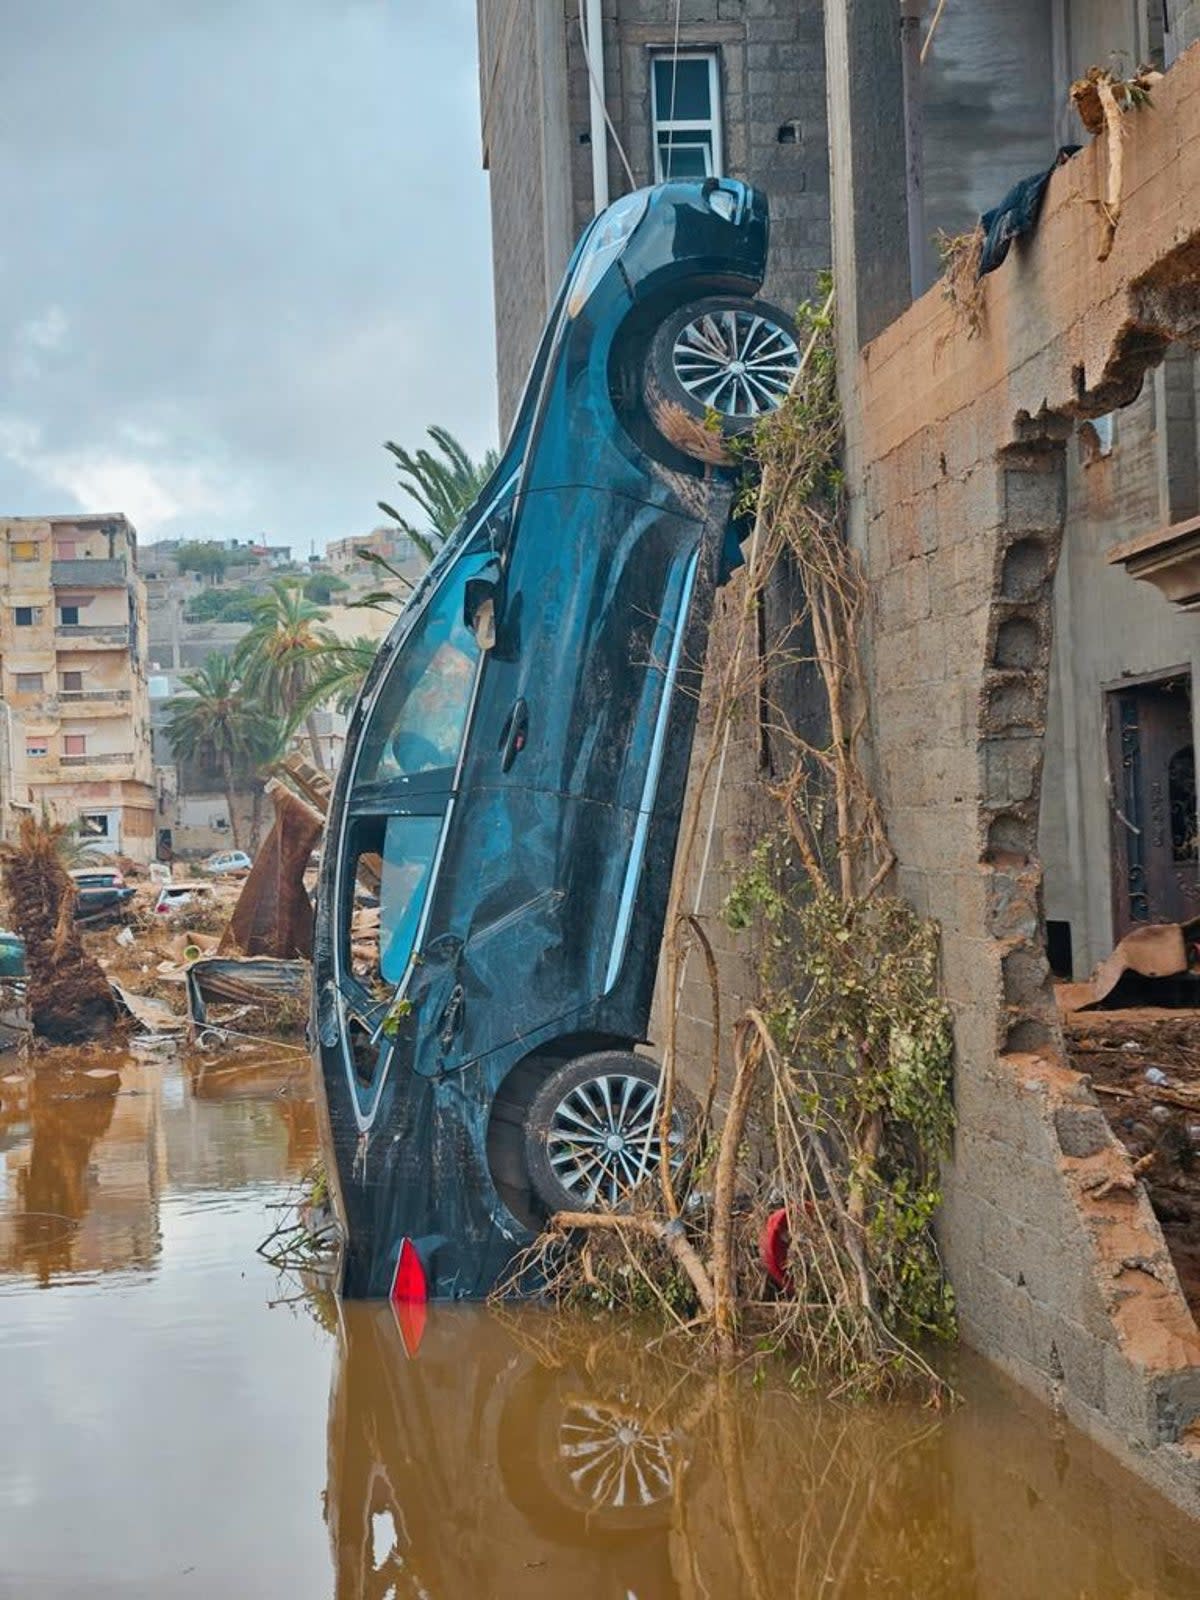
[0,814,116,1044]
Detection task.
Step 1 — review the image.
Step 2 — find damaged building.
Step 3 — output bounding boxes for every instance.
[478,0,1200,1514]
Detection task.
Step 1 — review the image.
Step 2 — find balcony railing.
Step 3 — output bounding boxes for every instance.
[59,752,135,768]
[55,624,129,647]
[58,689,132,703]
[51,558,127,588]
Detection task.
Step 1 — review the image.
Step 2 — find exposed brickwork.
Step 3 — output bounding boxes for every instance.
[837,43,1200,1512]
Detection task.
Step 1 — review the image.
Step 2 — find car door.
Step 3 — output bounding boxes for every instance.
[411,482,706,1074]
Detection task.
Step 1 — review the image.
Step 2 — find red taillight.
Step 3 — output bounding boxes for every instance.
[389,1237,428,1358]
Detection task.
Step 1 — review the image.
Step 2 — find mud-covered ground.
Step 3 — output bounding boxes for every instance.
[1064,1007,1200,1311]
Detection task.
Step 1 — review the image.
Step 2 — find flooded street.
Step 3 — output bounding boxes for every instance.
[3,1049,1200,1598]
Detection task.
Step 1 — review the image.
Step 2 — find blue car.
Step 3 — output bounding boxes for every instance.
[313,178,800,1300]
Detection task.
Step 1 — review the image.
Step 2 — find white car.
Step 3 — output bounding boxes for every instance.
[202,850,253,876]
[153,881,218,916]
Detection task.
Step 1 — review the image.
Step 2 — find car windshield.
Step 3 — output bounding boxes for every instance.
[356,555,489,786]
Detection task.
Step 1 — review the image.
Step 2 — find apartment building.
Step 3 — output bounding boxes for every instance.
[0,514,153,859]
[326,526,426,600]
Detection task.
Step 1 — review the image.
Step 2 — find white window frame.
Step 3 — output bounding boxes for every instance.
[651,50,723,182]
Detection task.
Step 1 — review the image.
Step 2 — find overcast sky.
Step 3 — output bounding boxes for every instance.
[0,0,497,553]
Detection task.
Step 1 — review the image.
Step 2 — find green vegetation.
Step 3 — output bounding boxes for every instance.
[163,653,282,850]
[234,581,334,767]
[302,572,349,607]
[174,540,232,581]
[378,424,498,562]
[183,585,260,623]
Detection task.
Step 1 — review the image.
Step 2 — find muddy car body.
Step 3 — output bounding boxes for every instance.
[314,178,800,1299]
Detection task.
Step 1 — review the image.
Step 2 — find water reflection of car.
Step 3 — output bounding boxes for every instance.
[314,178,801,1298]
[325,1307,684,1599]
[70,866,136,922]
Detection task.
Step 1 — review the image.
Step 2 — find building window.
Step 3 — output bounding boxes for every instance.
[14,673,43,694]
[25,742,47,759]
[651,52,722,180]
[59,605,80,626]
[63,734,86,757]
[61,670,83,693]
[80,813,110,838]
[11,540,39,562]
[14,606,40,627]
[55,539,77,560]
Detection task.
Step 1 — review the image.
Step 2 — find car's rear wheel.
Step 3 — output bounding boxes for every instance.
[643,295,802,463]
[524,1051,695,1215]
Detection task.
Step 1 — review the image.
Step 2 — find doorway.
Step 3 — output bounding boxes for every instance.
[1107,670,1200,936]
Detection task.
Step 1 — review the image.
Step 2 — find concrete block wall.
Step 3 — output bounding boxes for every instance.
[832,38,1200,1512]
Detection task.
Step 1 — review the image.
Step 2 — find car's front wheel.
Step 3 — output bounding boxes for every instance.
[643,295,802,463]
[524,1051,695,1215]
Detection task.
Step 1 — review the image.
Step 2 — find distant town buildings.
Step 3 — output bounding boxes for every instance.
[0,514,154,860]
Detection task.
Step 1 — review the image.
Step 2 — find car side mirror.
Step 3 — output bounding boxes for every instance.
[464,562,502,652]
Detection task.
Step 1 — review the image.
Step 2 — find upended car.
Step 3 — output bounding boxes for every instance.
[314,177,801,1300]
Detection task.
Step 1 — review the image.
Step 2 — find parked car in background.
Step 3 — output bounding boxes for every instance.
[202,850,253,876]
[315,177,800,1301]
[70,866,137,922]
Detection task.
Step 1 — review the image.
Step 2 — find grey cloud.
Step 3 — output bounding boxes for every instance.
[0,0,498,548]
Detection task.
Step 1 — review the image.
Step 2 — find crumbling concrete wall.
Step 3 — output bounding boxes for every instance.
[833,41,1200,1511]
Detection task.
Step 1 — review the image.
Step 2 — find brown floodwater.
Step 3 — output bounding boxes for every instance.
[3,1044,1200,1598]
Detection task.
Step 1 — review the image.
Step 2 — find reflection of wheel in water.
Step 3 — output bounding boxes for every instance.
[496,1364,688,1539]
[557,1398,675,1515]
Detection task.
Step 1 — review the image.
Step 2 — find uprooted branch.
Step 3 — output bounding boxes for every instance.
[495,292,955,1398]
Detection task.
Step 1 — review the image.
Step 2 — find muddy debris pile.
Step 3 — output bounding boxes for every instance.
[1066,1008,1200,1311]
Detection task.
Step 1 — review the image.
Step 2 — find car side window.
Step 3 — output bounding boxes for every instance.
[379,814,442,982]
[358,556,488,786]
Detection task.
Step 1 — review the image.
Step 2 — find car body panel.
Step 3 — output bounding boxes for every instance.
[314,179,771,1299]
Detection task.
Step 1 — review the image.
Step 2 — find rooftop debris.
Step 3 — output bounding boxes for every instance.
[0,814,116,1045]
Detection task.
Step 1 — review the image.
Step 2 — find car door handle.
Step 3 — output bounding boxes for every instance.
[498,699,528,772]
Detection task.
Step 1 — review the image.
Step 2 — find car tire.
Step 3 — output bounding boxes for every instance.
[524,1051,697,1215]
[643,295,803,463]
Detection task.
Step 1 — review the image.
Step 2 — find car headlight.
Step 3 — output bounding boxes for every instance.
[566,189,651,317]
[706,187,737,222]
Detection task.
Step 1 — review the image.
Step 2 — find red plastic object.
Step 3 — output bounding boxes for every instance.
[389,1238,428,1359]
[760,1208,791,1289]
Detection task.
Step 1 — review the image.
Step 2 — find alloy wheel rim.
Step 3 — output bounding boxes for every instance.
[671,308,801,418]
[545,1073,680,1207]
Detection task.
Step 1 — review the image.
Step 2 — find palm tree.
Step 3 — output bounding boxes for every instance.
[294,636,380,719]
[163,654,281,850]
[378,425,498,563]
[235,580,334,767]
